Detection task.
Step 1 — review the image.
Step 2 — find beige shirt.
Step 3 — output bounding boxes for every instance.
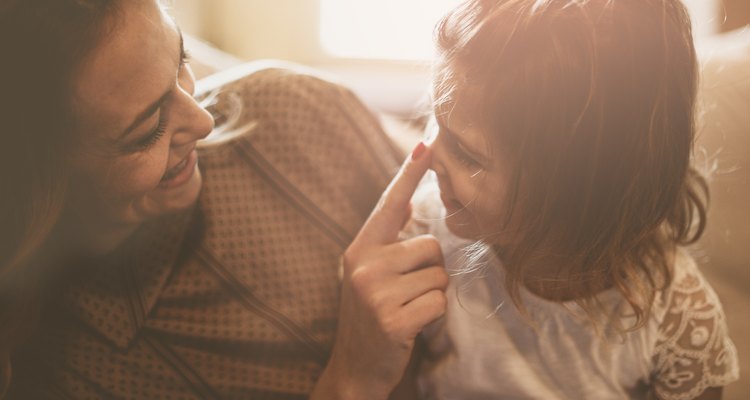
[9,67,401,399]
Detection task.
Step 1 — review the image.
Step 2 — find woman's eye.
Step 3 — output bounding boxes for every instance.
[131,117,167,152]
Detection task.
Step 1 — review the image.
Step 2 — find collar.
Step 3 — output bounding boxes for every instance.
[61,208,198,350]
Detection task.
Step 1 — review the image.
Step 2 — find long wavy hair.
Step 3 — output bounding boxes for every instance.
[433,0,707,329]
[0,0,120,396]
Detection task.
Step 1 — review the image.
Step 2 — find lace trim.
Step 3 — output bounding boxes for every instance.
[652,268,740,400]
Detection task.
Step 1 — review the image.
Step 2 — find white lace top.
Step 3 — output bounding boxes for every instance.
[406,178,739,400]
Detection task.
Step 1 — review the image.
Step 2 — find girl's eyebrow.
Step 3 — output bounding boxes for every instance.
[117,29,185,140]
[436,117,487,162]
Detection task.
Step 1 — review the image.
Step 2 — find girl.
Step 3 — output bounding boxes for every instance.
[411,0,740,398]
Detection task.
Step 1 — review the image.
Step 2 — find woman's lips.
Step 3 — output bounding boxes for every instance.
[158,150,197,188]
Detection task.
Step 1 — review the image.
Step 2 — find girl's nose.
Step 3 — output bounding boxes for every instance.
[428,131,447,177]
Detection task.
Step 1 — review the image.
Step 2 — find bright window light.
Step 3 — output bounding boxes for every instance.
[320,0,462,60]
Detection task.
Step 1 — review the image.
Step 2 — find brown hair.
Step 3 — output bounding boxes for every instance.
[434,0,707,328]
[0,0,120,396]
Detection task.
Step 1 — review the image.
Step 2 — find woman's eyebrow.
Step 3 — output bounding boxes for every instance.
[117,30,185,140]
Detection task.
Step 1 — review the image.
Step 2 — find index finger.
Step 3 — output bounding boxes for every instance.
[357,142,432,245]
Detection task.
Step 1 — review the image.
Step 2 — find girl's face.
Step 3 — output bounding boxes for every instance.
[429,90,514,242]
[67,0,214,250]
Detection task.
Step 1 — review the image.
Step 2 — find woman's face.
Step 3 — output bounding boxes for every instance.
[67,0,213,249]
[429,90,514,242]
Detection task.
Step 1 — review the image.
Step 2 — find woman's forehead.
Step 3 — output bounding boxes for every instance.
[71,0,179,141]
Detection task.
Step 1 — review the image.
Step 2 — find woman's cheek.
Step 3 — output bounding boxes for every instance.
[104,152,169,202]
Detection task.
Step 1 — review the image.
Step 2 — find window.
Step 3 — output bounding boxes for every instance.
[320,0,462,61]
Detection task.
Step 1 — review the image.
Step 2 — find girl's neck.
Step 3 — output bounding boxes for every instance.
[522,274,614,303]
[493,245,614,303]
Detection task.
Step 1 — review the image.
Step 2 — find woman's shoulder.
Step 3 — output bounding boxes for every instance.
[193,62,403,240]
[197,61,400,152]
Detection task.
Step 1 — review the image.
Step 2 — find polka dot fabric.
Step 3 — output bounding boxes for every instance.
[9,67,402,399]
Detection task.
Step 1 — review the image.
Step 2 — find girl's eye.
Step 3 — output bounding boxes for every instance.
[132,115,167,152]
[448,138,482,170]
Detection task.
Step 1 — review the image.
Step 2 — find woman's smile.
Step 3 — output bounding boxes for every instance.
[159,149,198,188]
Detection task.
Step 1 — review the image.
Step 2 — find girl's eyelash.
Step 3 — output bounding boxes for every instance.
[133,116,167,151]
[447,137,481,169]
[452,146,478,168]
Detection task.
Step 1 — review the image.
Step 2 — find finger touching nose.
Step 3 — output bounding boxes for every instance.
[355,142,433,246]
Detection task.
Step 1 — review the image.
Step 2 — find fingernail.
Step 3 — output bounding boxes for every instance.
[411,142,426,161]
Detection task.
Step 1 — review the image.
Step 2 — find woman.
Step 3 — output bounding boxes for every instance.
[0,0,447,398]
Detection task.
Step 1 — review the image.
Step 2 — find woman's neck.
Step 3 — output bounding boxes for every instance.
[55,208,141,259]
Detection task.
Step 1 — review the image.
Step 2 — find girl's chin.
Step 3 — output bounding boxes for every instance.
[445,214,509,244]
[444,214,480,239]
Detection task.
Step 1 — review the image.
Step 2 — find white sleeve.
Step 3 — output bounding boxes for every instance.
[652,256,740,400]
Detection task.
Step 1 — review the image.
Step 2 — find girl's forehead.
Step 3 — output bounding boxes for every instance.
[434,84,486,129]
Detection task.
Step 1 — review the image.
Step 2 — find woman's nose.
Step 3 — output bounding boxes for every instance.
[170,92,215,146]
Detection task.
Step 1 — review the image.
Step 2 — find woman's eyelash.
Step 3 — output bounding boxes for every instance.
[133,116,167,151]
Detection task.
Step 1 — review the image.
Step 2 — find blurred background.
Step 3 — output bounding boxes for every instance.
[170,0,741,116]
[170,0,749,398]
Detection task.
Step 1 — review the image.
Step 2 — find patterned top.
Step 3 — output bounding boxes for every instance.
[407,179,740,400]
[8,66,402,399]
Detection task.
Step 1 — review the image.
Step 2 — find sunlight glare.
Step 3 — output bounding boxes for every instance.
[320,0,462,60]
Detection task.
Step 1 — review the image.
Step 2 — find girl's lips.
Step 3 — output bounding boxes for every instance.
[158,150,197,189]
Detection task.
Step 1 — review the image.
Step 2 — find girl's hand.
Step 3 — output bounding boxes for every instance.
[312,143,448,400]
